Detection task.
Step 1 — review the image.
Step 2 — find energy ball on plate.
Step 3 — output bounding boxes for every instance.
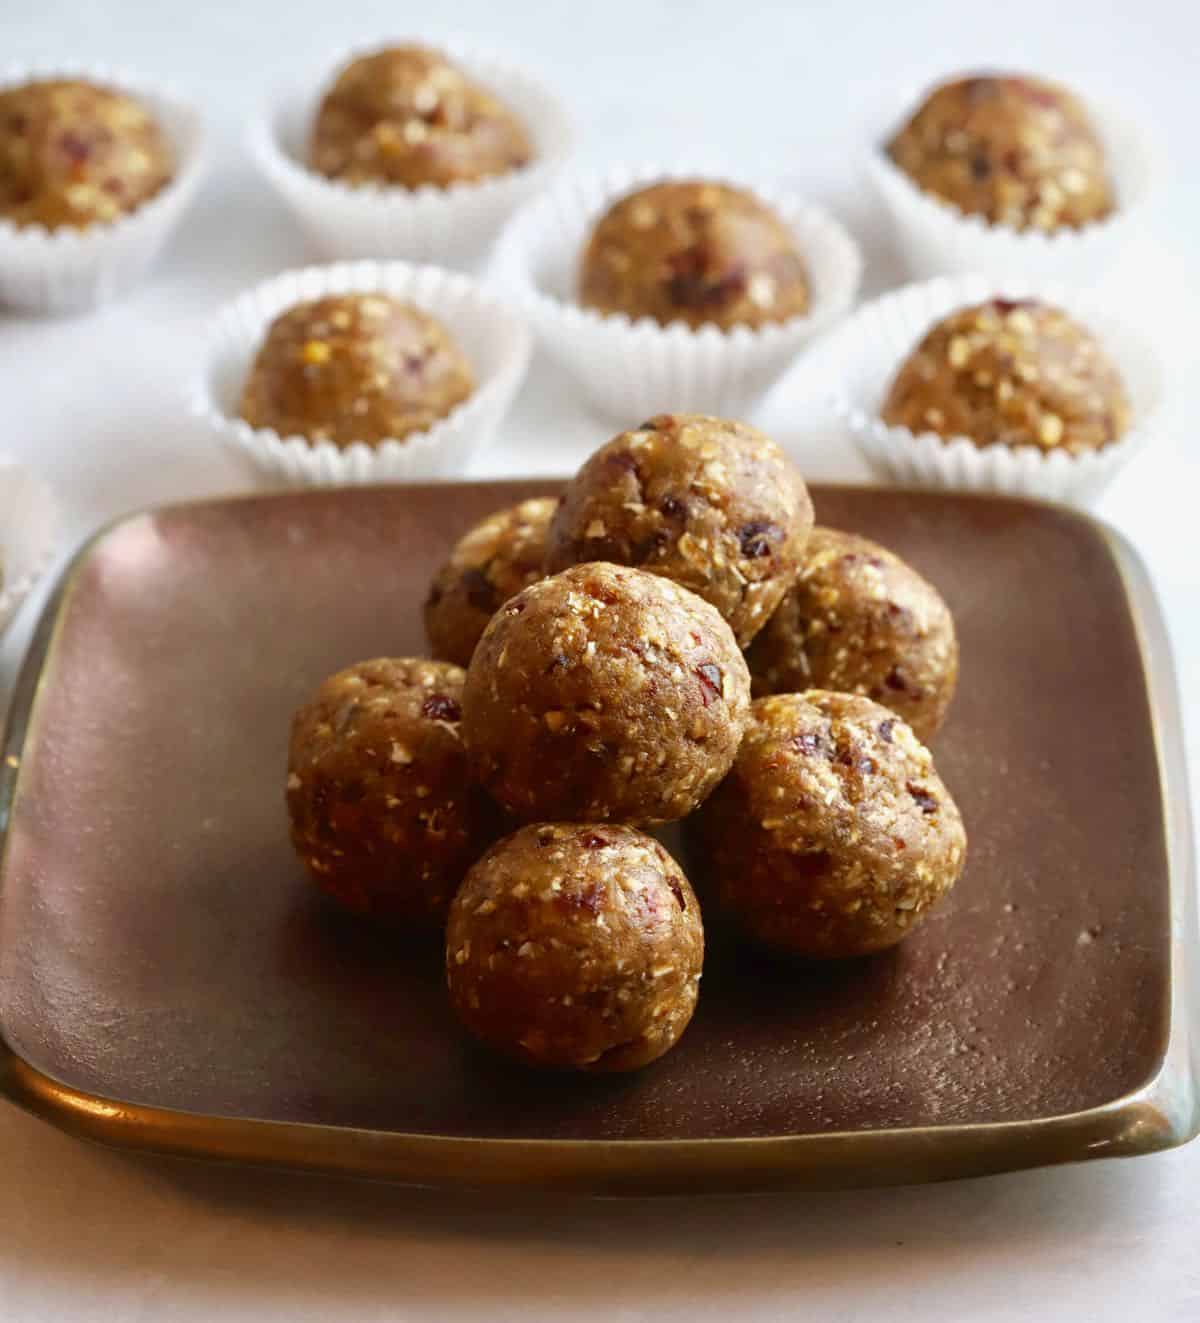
[462,562,751,825]
[287,657,497,926]
[545,414,814,647]
[886,73,1113,232]
[0,79,173,230]
[239,293,474,448]
[424,497,556,667]
[881,298,1130,455]
[746,527,958,744]
[578,179,809,330]
[446,822,704,1071]
[687,691,966,958]
[308,44,531,189]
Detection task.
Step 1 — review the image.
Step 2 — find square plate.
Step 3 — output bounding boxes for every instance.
[0,483,1195,1195]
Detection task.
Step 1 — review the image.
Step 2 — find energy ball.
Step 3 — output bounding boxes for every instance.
[688,691,966,958]
[545,414,814,647]
[746,527,959,743]
[881,298,1130,455]
[462,562,751,825]
[424,497,556,667]
[446,823,704,1071]
[0,79,172,230]
[887,74,1113,233]
[308,44,531,190]
[239,294,474,448]
[287,657,497,926]
[579,179,809,330]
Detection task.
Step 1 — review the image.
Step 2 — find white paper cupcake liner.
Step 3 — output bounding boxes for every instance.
[866,78,1154,284]
[191,259,532,486]
[490,163,863,422]
[248,39,573,268]
[831,274,1165,507]
[0,62,207,314]
[0,460,59,635]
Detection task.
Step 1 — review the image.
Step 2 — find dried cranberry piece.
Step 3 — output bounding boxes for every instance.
[579,831,609,850]
[59,131,91,165]
[963,76,1001,104]
[906,783,939,814]
[664,250,746,309]
[659,495,686,518]
[569,883,604,914]
[605,449,640,477]
[792,849,833,880]
[696,663,723,705]
[737,521,777,559]
[669,880,687,911]
[1012,77,1060,108]
[792,731,826,757]
[632,530,670,561]
[991,297,1033,316]
[422,694,461,722]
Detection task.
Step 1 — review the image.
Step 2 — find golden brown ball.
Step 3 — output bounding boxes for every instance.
[424,498,556,667]
[881,298,1130,454]
[579,179,809,330]
[887,74,1113,232]
[447,823,704,1071]
[0,79,172,229]
[462,562,751,826]
[239,293,474,448]
[309,45,531,190]
[746,527,959,744]
[545,414,814,647]
[687,691,967,958]
[287,657,499,926]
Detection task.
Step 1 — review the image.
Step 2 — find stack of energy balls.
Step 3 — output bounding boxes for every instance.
[286,414,966,1072]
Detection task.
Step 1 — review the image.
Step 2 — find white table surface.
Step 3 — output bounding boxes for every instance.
[2,0,1198,1318]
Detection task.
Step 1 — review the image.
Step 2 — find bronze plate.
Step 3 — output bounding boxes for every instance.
[0,483,1195,1194]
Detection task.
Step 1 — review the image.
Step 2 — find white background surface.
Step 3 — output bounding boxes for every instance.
[2,0,1199,1319]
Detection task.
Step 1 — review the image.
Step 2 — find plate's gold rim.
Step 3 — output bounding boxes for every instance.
[0,1046,1186,1195]
[0,486,1195,1196]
